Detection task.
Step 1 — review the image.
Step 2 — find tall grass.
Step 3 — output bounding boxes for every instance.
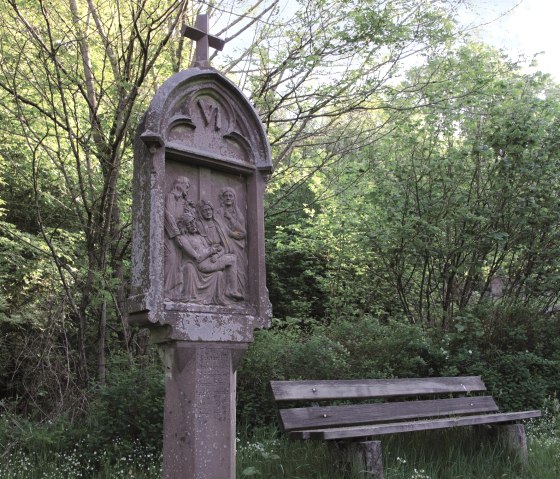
[236,424,560,479]
[1,421,558,478]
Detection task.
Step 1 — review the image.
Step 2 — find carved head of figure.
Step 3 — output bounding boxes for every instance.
[178,211,198,234]
[173,176,191,200]
[219,187,236,207]
[198,200,214,220]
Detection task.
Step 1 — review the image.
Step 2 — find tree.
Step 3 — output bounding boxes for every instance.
[234,0,463,218]
[378,46,560,326]
[268,43,560,328]
[0,0,491,414]
[0,0,276,410]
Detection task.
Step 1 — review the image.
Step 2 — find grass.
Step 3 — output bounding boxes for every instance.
[0,421,559,478]
[236,423,560,478]
[0,442,162,479]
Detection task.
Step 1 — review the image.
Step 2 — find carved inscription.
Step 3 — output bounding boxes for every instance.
[164,166,248,306]
[197,98,221,131]
[195,349,230,423]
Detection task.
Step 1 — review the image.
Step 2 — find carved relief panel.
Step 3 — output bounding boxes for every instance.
[163,160,249,308]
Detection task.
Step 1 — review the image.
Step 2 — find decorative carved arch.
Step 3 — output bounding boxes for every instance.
[139,69,272,172]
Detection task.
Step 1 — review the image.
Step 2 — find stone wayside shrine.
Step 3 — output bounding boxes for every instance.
[127,14,273,478]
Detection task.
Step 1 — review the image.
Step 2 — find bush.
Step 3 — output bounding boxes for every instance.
[443,303,560,411]
[238,306,560,431]
[237,316,443,429]
[0,352,164,472]
[328,316,436,378]
[237,327,349,427]
[4,302,558,450]
[0,400,75,456]
[85,353,164,456]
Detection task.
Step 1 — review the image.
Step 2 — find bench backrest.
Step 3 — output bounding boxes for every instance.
[271,376,486,401]
[271,376,498,432]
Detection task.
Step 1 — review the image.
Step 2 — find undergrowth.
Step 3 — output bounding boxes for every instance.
[1,419,559,478]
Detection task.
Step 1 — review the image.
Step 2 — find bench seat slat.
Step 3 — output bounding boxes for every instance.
[291,410,542,440]
[279,396,499,431]
[271,376,486,401]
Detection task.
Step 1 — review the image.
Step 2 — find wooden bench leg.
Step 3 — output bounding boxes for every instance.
[498,424,528,465]
[329,440,384,478]
[358,441,384,479]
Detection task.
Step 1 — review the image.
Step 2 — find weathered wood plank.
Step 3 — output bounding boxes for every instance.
[271,376,486,401]
[279,396,499,431]
[292,410,542,440]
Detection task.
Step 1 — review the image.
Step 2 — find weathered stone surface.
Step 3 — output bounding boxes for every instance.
[127,67,273,342]
[162,342,246,479]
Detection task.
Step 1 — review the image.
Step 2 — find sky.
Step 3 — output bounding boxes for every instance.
[216,0,560,82]
[460,0,560,80]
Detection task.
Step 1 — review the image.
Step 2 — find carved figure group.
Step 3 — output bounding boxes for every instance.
[164,177,247,305]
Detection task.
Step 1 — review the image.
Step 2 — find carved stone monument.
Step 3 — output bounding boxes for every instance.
[127,14,272,478]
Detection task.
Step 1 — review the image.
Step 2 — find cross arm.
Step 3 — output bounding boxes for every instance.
[181,24,225,52]
[182,14,225,68]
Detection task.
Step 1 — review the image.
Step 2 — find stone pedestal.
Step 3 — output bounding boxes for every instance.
[162,342,247,479]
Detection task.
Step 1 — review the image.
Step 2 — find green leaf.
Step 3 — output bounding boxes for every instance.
[241,466,261,476]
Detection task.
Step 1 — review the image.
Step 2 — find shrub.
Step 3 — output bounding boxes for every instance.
[238,306,560,431]
[237,317,440,429]
[85,353,164,456]
[1,352,165,470]
[328,316,437,378]
[237,327,349,427]
[444,303,560,411]
[0,400,75,456]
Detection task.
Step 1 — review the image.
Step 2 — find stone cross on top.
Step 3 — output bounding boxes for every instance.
[182,13,225,68]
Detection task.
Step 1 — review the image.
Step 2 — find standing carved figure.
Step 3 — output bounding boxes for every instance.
[164,176,196,299]
[215,187,247,292]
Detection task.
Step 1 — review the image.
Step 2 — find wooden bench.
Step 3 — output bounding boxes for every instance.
[271,376,541,478]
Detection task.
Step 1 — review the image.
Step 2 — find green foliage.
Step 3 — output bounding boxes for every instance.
[0,221,60,313]
[237,327,349,427]
[441,303,560,410]
[0,353,164,474]
[2,2,560,470]
[527,396,560,439]
[0,444,162,478]
[373,56,560,323]
[0,401,75,456]
[264,43,560,329]
[328,317,435,378]
[236,424,560,479]
[238,317,438,428]
[85,354,164,455]
[265,229,328,323]
[0,283,82,418]
[239,306,560,430]
[2,421,560,478]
